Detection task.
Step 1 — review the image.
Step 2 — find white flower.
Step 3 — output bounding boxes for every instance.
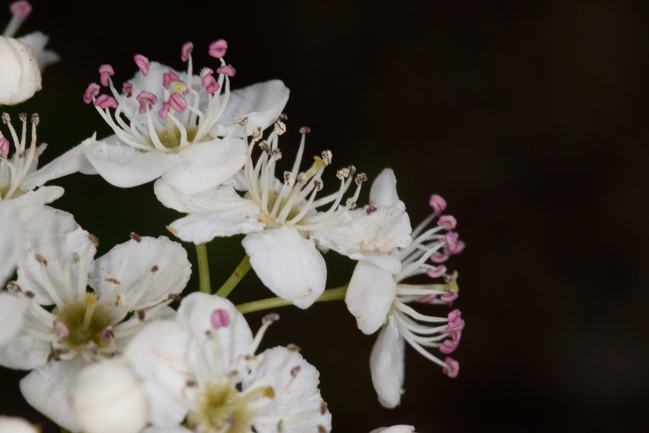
[369,426,417,433]
[0,200,22,284]
[0,112,90,222]
[156,126,369,308]
[3,1,59,70]
[119,292,331,433]
[0,35,40,105]
[345,195,464,408]
[0,416,39,433]
[0,206,191,431]
[82,41,289,194]
[73,358,149,433]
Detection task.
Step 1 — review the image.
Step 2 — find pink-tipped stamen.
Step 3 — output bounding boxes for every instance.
[95,95,117,109]
[429,194,446,216]
[98,64,115,87]
[181,42,193,62]
[217,65,236,77]
[136,91,158,114]
[9,1,31,20]
[443,357,459,377]
[211,309,230,329]
[134,54,150,76]
[83,83,100,104]
[208,39,228,58]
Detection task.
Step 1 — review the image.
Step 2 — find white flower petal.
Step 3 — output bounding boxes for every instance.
[161,137,249,195]
[82,136,181,188]
[0,36,41,105]
[245,346,331,433]
[345,261,396,335]
[18,207,96,305]
[242,226,326,309]
[17,31,59,70]
[21,144,89,191]
[175,293,253,378]
[0,202,22,285]
[211,80,290,136]
[0,292,27,345]
[370,316,405,408]
[10,186,64,222]
[370,169,400,208]
[19,358,86,432]
[0,416,40,433]
[123,320,191,427]
[90,236,190,310]
[0,326,50,369]
[142,426,192,433]
[369,425,416,433]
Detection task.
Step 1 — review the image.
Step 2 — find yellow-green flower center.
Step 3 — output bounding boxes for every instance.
[56,294,112,353]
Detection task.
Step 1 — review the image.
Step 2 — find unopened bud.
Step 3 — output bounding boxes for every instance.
[0,36,42,105]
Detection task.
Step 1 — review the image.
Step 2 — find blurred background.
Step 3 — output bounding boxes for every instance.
[2,0,649,431]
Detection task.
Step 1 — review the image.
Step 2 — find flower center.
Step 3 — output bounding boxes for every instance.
[55,294,112,355]
[0,113,39,201]
[189,380,273,433]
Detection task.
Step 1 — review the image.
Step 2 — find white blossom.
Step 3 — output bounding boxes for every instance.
[82,41,288,194]
[345,196,464,407]
[117,292,331,433]
[0,36,40,105]
[0,206,191,431]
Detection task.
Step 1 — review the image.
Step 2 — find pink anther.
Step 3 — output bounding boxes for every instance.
[10,1,31,20]
[0,138,10,159]
[136,91,157,114]
[211,309,230,329]
[181,42,193,62]
[438,215,457,230]
[208,39,228,58]
[426,264,447,279]
[444,232,459,253]
[443,357,459,378]
[440,338,459,354]
[134,54,150,76]
[168,92,187,112]
[98,64,115,87]
[83,83,100,104]
[101,328,115,343]
[440,290,458,303]
[430,252,449,264]
[53,320,69,339]
[94,94,117,109]
[158,102,171,119]
[122,82,133,98]
[447,309,465,333]
[451,240,465,255]
[202,74,219,94]
[429,194,447,216]
[163,71,181,89]
[217,65,236,77]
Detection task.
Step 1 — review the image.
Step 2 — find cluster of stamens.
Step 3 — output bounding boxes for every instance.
[8,233,172,362]
[83,40,236,153]
[389,195,464,377]
[243,118,367,233]
[185,311,327,433]
[0,112,39,200]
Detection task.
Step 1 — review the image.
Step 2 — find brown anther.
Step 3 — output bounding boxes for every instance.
[104,277,121,285]
[52,349,63,360]
[18,113,27,122]
[186,379,197,387]
[31,113,39,125]
[130,232,142,243]
[137,310,146,321]
[345,198,357,209]
[18,150,26,158]
[235,115,249,126]
[71,253,80,264]
[321,150,332,165]
[296,173,307,185]
[355,173,368,185]
[277,420,284,433]
[318,425,327,433]
[244,354,255,361]
[286,343,301,352]
[167,293,181,301]
[278,113,288,121]
[299,126,311,134]
[151,265,159,272]
[262,312,280,324]
[6,281,21,294]
[274,120,287,135]
[366,204,378,214]
[252,126,263,141]
[320,402,328,415]
[313,179,323,191]
[2,113,10,123]
[271,148,282,160]
[35,254,47,266]
[259,140,270,153]
[88,233,99,247]
[24,290,35,299]
[290,366,301,377]
[283,171,295,185]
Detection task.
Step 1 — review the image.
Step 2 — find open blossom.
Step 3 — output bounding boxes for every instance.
[82,41,289,194]
[0,112,89,222]
[92,292,332,433]
[345,194,464,408]
[156,125,370,308]
[0,206,191,431]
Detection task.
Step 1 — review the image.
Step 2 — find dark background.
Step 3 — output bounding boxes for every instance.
[2,0,649,432]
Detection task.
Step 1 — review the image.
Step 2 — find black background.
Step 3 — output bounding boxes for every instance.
[2,0,649,432]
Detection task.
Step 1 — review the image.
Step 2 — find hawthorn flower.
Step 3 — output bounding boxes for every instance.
[0,112,89,222]
[345,194,464,408]
[105,292,332,433]
[82,41,289,194]
[156,125,368,308]
[0,206,191,431]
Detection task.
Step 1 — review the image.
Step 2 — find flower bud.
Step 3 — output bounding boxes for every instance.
[0,36,41,105]
[0,416,39,433]
[73,358,148,433]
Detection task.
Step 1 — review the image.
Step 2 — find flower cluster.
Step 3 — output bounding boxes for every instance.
[0,2,466,432]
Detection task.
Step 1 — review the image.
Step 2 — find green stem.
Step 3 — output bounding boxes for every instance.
[236,284,348,314]
[195,243,211,294]
[215,255,251,298]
